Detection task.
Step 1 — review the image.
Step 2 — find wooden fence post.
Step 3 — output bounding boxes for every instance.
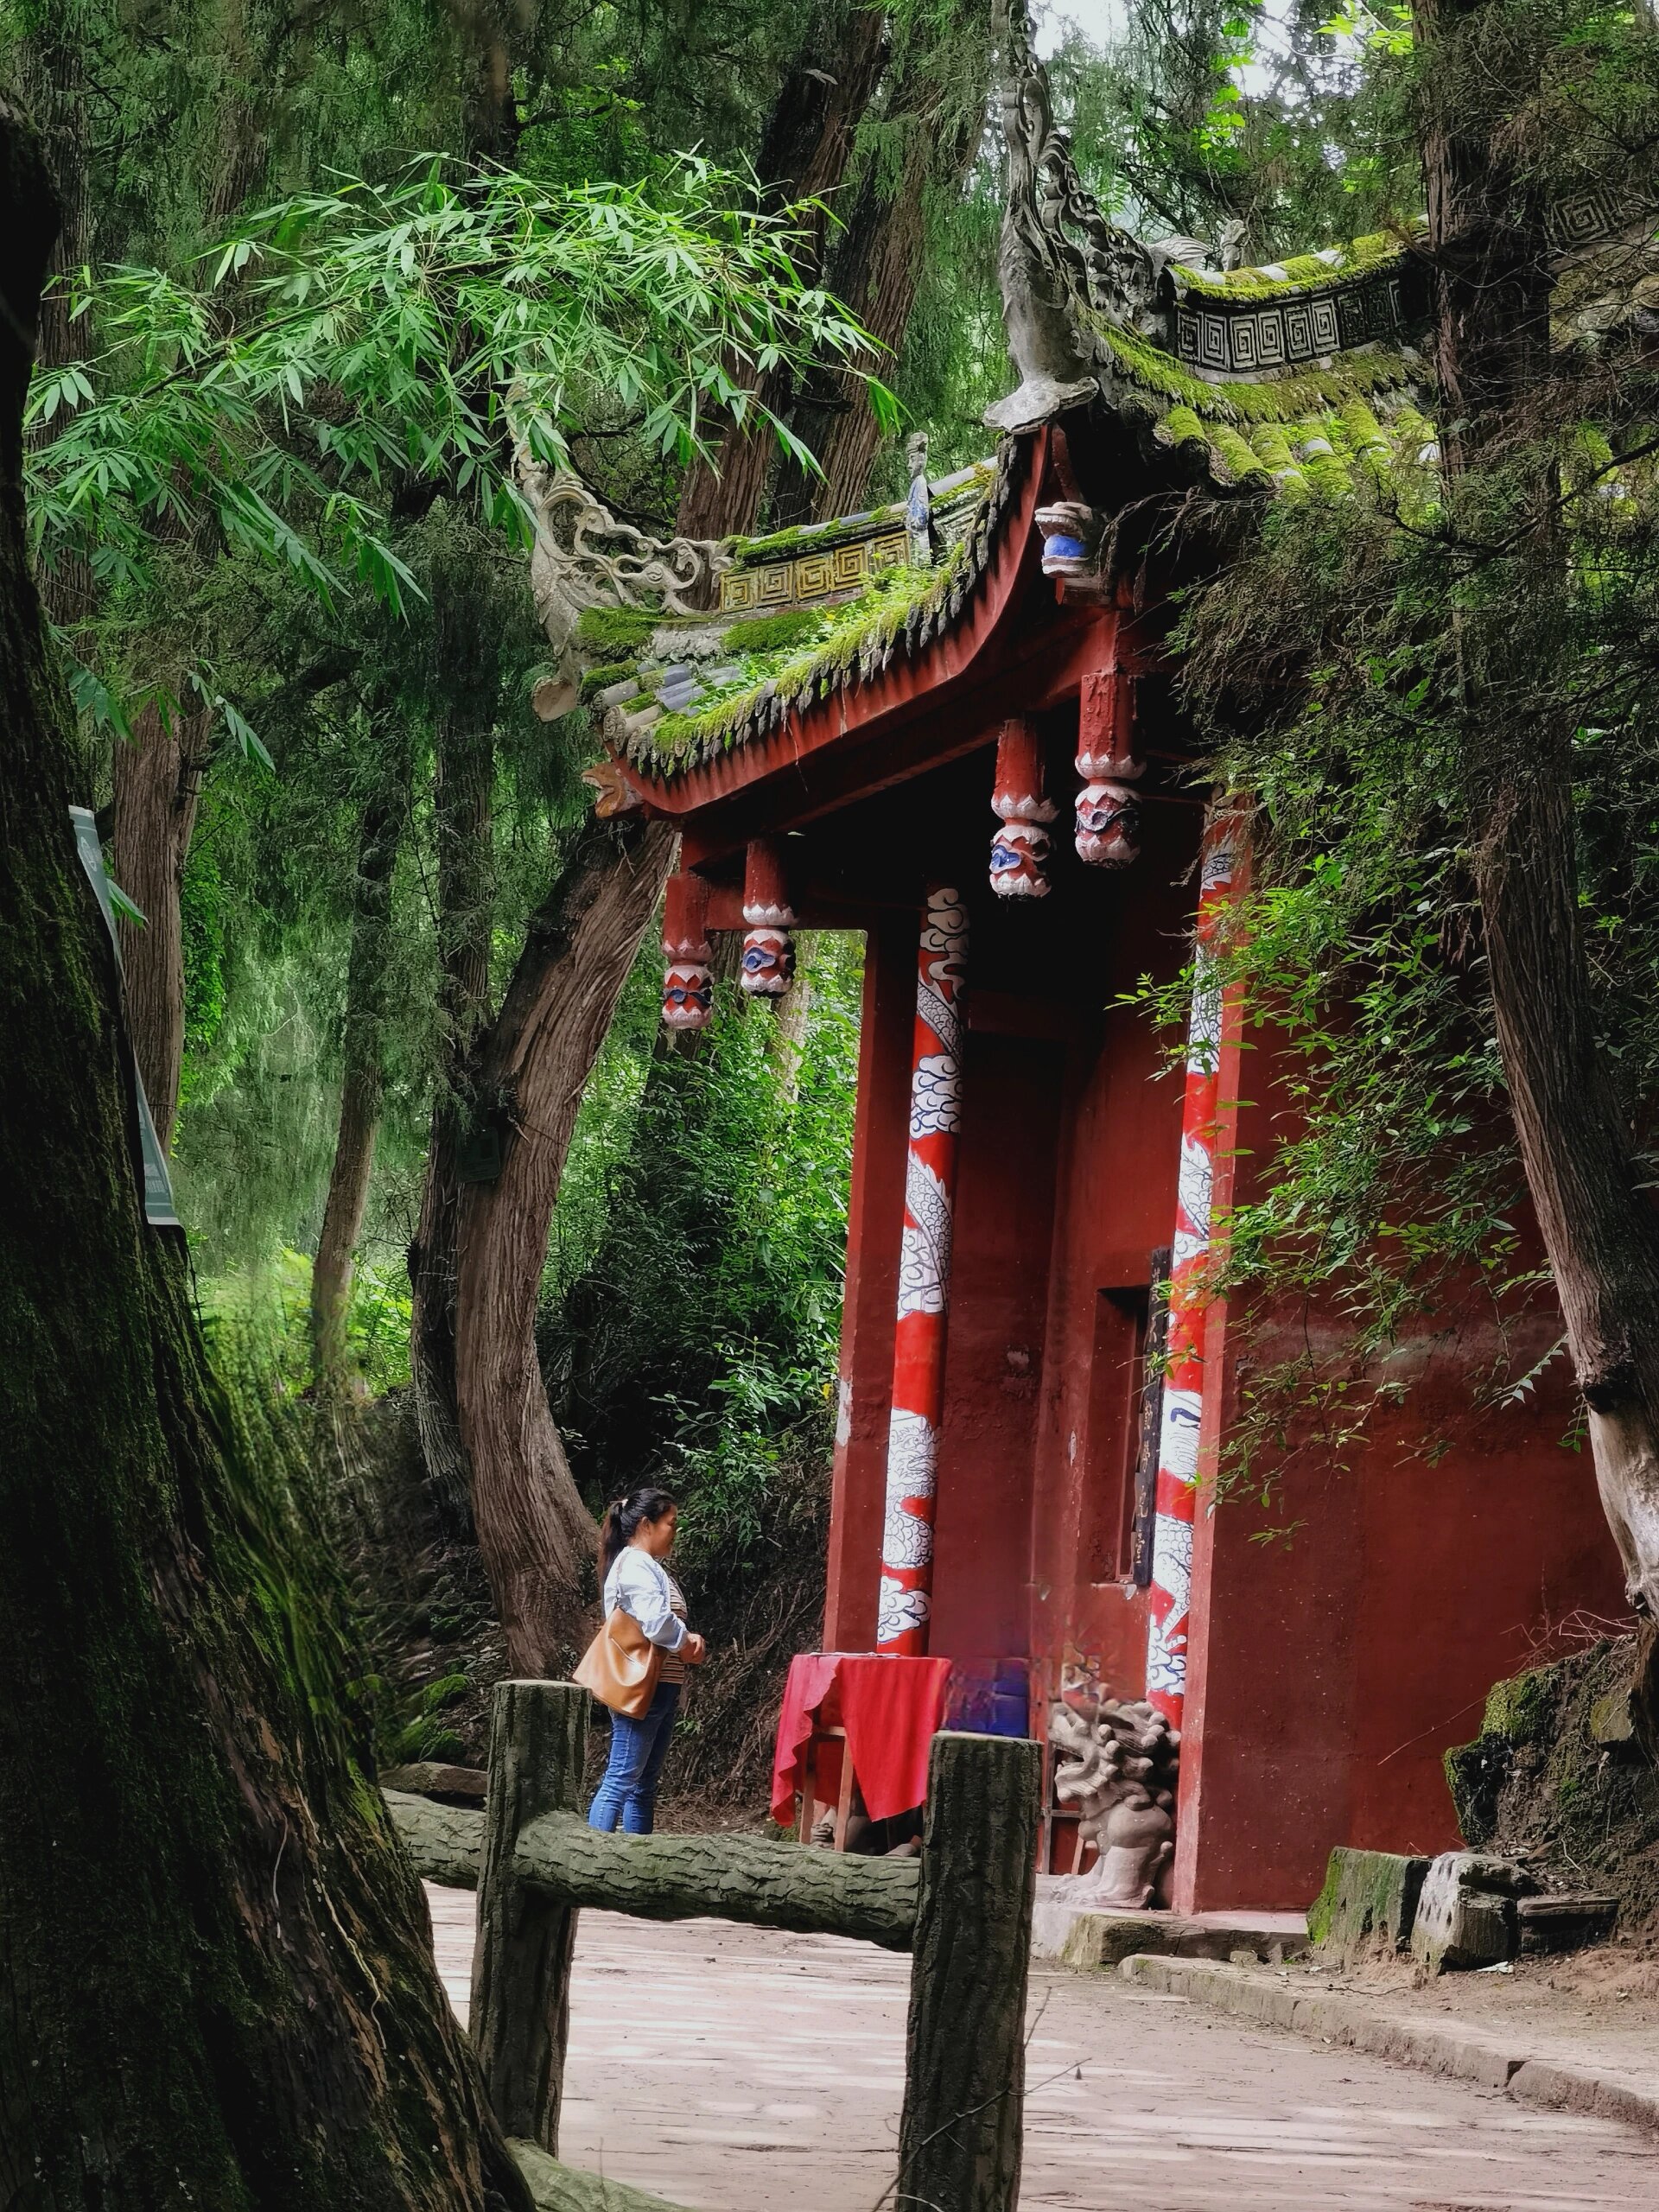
[895,1731,1040,2212]
[470,1679,589,2151]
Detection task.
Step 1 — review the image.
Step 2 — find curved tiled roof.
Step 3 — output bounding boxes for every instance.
[554,0,1657,798]
[990,0,1654,499]
[586,450,1022,779]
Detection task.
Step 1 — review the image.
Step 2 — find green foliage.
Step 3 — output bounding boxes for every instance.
[385,1670,470,1766]
[30,158,882,734]
[1124,2,1659,1504]
[541,935,861,1572]
[200,1249,415,1398]
[178,816,230,1091]
[1045,0,1418,264]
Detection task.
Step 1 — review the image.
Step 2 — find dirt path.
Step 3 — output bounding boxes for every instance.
[426,1885,1656,2210]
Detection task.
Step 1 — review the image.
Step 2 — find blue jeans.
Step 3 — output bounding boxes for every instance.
[587,1681,682,1835]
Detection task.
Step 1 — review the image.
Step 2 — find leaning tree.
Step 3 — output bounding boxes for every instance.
[0,102,531,2212]
[1410,0,1659,1709]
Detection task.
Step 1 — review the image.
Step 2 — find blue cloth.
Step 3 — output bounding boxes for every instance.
[587,1681,682,1835]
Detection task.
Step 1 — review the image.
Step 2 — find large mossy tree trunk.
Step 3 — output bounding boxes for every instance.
[1416,0,1659,1718]
[0,105,530,2212]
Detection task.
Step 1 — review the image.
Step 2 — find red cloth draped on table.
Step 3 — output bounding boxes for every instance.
[770,1652,951,1825]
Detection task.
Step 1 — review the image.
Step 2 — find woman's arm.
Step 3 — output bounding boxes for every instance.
[611,1550,688,1651]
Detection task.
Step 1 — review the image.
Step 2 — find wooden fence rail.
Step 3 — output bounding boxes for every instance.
[515,1809,919,1947]
[390,1678,1039,2212]
[386,1789,484,1887]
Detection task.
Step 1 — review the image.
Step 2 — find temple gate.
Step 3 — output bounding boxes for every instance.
[528,1,1637,1910]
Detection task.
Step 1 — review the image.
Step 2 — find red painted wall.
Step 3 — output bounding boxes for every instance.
[812,737,1625,1911]
[1172,979,1629,1911]
[929,1031,1065,1658]
[1023,801,1199,1701]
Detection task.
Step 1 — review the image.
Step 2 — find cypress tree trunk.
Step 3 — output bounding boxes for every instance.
[203,0,294,230]
[452,813,677,1675]
[672,0,889,540]
[312,748,410,1387]
[0,103,530,2212]
[16,0,95,631]
[771,2,991,528]
[406,544,672,1664]
[410,563,499,1527]
[1415,0,1659,1713]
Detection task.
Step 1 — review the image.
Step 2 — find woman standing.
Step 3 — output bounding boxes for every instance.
[586,1487,706,1834]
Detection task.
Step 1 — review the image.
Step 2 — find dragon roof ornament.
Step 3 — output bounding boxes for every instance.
[988,0,1160,433]
[515,445,734,713]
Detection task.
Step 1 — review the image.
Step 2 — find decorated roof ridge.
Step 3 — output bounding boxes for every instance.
[988,0,1432,433]
[514,429,1008,734]
[989,0,1655,439]
[730,460,995,568]
[518,6,1659,772]
[1165,232,1408,298]
[583,441,1024,781]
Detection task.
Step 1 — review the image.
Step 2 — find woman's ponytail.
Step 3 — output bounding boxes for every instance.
[597,1485,677,1582]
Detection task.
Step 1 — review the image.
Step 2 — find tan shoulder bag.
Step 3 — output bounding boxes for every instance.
[573,1607,663,1718]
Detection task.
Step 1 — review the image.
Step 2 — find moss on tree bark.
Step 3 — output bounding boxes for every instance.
[0,103,529,2212]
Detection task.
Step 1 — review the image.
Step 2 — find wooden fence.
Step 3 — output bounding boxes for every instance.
[390,1678,1039,2212]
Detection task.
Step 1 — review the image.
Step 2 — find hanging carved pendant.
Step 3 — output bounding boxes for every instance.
[740,839,797,996]
[662,869,714,1030]
[1074,666,1144,868]
[990,717,1058,899]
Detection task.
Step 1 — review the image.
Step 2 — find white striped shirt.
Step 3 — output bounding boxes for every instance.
[603,1547,690,1684]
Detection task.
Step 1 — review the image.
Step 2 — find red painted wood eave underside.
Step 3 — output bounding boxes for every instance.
[610,427,1097,844]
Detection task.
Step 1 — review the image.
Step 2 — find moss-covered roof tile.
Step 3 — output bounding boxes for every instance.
[600,448,1019,779]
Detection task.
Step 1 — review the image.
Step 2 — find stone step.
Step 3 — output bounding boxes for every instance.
[1032,1894,1307,1970]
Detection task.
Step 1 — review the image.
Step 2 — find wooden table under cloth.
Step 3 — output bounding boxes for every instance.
[770,1652,951,1848]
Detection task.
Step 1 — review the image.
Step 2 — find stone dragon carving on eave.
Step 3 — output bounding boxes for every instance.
[513,440,733,719]
[988,0,1165,432]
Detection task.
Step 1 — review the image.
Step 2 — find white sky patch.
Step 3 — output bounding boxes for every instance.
[1033,0,1124,56]
[1034,2,1347,94]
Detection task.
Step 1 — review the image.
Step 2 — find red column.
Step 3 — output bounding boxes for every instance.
[824,915,916,1651]
[876,887,969,1654]
[1145,815,1241,1723]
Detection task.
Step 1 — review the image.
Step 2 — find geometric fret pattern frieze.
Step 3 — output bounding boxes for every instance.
[1548,182,1655,251]
[1170,187,1651,382]
[719,528,910,613]
[1174,270,1409,377]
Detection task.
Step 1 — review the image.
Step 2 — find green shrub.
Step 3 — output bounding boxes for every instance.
[385,1670,471,1765]
[542,934,861,1569]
